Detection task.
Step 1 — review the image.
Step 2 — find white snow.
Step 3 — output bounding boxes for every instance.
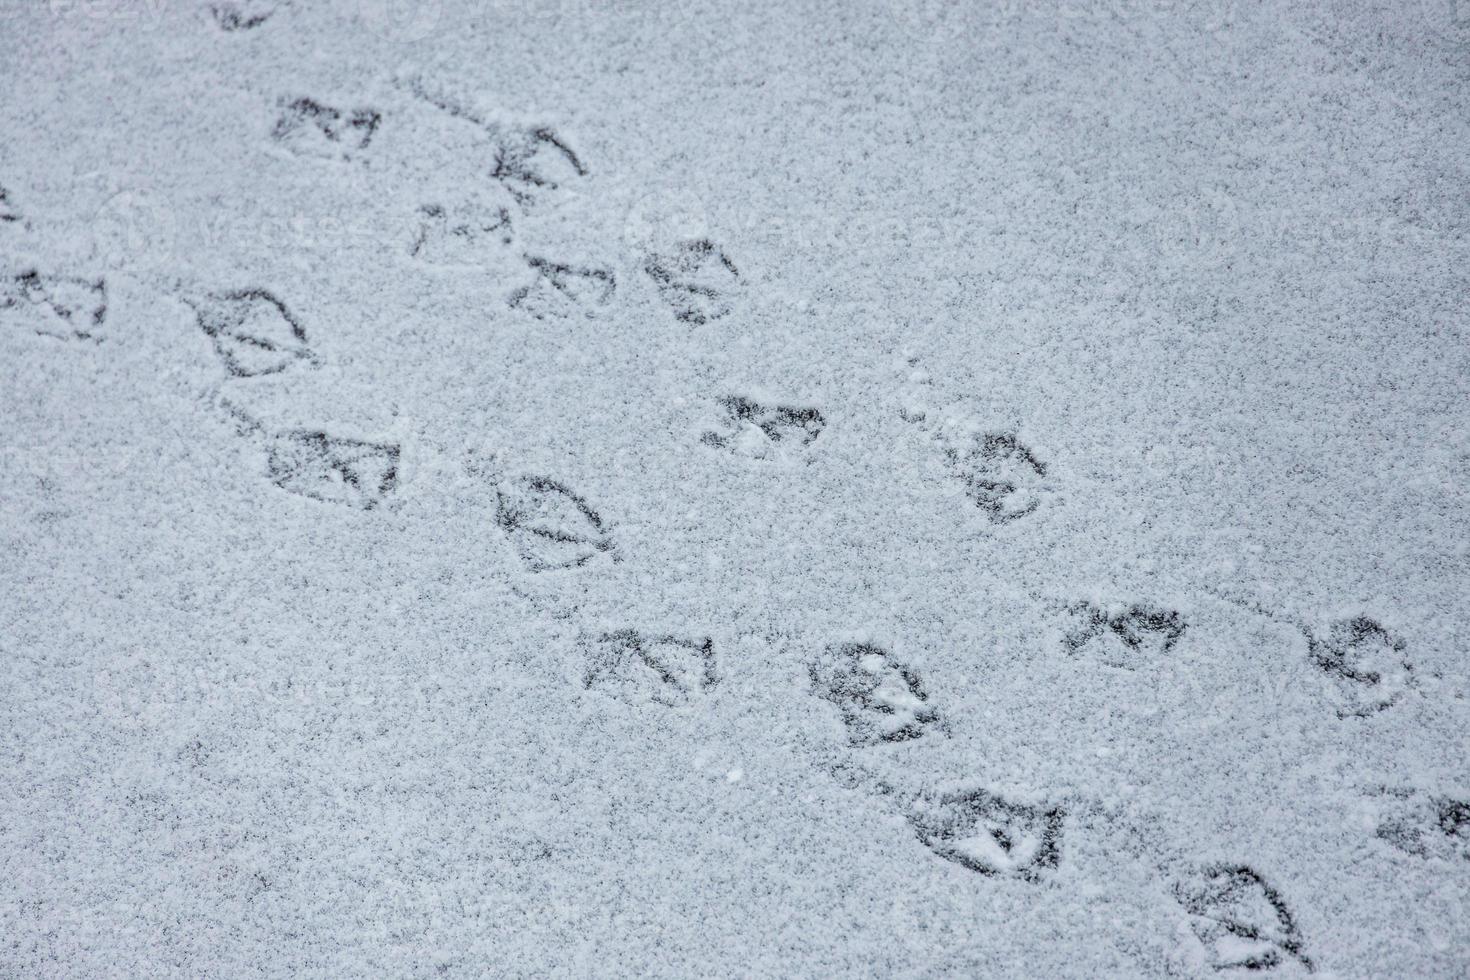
[2,0,1469,976]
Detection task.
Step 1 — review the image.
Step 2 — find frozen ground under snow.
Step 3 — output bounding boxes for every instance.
[2,0,1469,975]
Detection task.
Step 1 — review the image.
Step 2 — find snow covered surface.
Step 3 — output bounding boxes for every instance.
[2,0,1468,975]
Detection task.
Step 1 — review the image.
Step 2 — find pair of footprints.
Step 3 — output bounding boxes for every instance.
[504,242,744,327]
[809,641,1064,879]
[179,287,399,509]
[1067,596,1420,719]
[810,640,1316,972]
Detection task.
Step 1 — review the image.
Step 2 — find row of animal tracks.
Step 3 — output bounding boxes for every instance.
[3,52,1464,975]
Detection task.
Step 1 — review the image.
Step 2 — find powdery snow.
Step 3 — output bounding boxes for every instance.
[2,0,1468,976]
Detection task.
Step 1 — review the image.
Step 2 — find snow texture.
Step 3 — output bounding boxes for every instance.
[2,0,1468,976]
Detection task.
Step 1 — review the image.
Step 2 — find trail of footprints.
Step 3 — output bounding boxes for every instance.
[9,66,1458,973]
[804,635,1321,969]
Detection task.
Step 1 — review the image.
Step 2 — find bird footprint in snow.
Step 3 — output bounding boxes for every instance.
[809,641,944,746]
[494,475,615,571]
[702,394,825,461]
[1,270,107,340]
[644,239,742,325]
[1172,864,1313,973]
[583,630,718,708]
[188,289,318,378]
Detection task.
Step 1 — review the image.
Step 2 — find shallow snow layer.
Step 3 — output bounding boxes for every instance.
[2,0,1468,975]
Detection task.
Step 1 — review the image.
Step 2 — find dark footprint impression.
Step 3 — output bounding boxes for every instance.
[1173,864,1313,973]
[267,430,399,510]
[507,256,615,319]
[809,641,943,746]
[583,630,718,708]
[1,270,107,340]
[644,239,742,325]
[945,431,1049,522]
[496,475,614,571]
[188,289,318,378]
[0,185,20,224]
[492,127,586,208]
[1064,603,1187,668]
[906,787,1064,881]
[1372,788,1470,863]
[271,97,381,158]
[408,202,513,264]
[1212,592,1418,720]
[1307,616,1414,718]
[210,1,274,30]
[701,395,825,461]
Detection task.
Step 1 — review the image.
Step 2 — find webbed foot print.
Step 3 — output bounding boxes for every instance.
[0,185,20,223]
[1065,603,1186,667]
[1210,593,1417,719]
[946,432,1049,522]
[492,128,586,208]
[190,289,317,377]
[496,476,613,571]
[267,431,399,510]
[1306,617,1413,717]
[408,202,512,264]
[271,97,380,158]
[644,239,742,325]
[1373,788,1470,863]
[507,256,614,319]
[583,630,718,708]
[210,1,273,30]
[1173,865,1313,972]
[810,641,942,746]
[1,271,107,340]
[907,788,1063,880]
[701,395,825,460]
